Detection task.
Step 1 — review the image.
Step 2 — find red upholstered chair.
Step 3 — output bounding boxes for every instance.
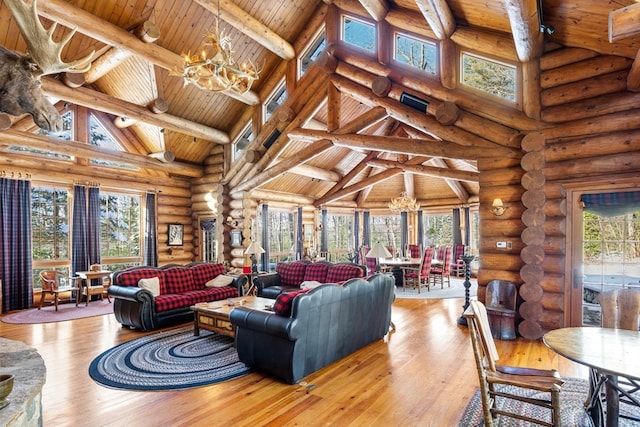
[430,246,452,288]
[450,244,466,278]
[401,248,433,293]
[407,244,421,259]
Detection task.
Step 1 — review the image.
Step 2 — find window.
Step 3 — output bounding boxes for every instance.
[326,213,354,261]
[370,215,401,254]
[342,15,376,53]
[100,191,142,269]
[423,214,453,248]
[264,81,287,122]
[233,121,253,161]
[267,210,295,266]
[299,29,326,77]
[31,186,71,288]
[460,52,517,103]
[89,114,137,170]
[10,111,74,159]
[394,32,437,75]
[200,219,218,263]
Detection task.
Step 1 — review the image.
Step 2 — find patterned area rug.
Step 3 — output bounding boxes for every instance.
[2,299,113,324]
[89,326,250,390]
[458,377,640,426]
[394,277,477,299]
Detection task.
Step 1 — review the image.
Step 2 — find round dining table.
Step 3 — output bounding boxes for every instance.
[543,327,640,427]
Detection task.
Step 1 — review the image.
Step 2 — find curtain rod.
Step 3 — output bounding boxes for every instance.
[0,170,32,180]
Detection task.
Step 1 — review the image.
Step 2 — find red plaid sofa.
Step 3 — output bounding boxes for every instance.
[108,262,246,331]
[254,260,367,299]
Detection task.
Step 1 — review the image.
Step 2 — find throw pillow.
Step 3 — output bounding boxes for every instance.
[138,277,160,296]
[205,275,234,288]
[274,289,310,316]
[300,280,323,290]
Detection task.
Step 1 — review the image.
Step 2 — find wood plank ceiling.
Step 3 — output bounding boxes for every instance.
[1,0,640,210]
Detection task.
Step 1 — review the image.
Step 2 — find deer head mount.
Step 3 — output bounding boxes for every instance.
[0,0,93,131]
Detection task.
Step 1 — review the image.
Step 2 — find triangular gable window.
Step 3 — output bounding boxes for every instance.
[9,111,74,159]
[89,114,137,170]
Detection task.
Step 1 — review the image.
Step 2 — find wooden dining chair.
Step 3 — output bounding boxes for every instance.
[430,246,452,288]
[450,244,466,277]
[401,248,433,293]
[407,244,421,259]
[465,300,565,427]
[38,271,79,311]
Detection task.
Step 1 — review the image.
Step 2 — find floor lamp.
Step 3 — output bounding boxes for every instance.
[243,241,265,295]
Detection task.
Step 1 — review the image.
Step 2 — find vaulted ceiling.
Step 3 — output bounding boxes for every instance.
[1,0,640,210]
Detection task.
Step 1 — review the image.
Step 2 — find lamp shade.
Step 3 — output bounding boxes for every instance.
[244,241,265,255]
[492,198,504,207]
[366,242,392,258]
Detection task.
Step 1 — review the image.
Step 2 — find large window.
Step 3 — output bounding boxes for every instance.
[423,214,453,248]
[370,215,401,254]
[326,213,354,261]
[299,29,326,77]
[342,15,376,53]
[89,114,137,170]
[267,210,295,265]
[10,111,74,159]
[460,52,517,103]
[100,191,142,269]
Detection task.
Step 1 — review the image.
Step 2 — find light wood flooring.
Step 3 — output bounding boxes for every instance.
[0,297,588,426]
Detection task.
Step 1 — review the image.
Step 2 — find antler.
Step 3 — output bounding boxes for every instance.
[4,0,93,76]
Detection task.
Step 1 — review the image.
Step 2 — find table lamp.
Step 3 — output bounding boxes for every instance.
[244,241,265,274]
[366,242,392,272]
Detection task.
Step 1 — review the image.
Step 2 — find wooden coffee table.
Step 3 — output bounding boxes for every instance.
[191,296,274,337]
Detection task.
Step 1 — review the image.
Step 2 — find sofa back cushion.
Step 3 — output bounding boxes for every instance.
[115,268,165,290]
[276,261,308,287]
[190,263,225,287]
[303,263,329,283]
[163,266,195,293]
[326,264,364,283]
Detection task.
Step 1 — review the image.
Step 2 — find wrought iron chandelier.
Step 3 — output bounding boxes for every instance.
[180,0,259,94]
[388,191,420,212]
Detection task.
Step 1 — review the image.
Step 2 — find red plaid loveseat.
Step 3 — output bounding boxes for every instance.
[254,260,366,299]
[108,262,246,331]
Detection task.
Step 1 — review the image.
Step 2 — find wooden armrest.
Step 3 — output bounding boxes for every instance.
[488,369,565,392]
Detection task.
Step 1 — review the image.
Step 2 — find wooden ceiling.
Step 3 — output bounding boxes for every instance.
[1,0,640,210]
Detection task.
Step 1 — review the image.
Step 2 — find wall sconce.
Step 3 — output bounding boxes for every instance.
[491,198,508,216]
[226,216,240,227]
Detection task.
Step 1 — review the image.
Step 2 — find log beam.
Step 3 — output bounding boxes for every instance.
[414,0,455,40]
[367,158,480,182]
[358,0,388,21]
[314,168,402,206]
[502,0,543,62]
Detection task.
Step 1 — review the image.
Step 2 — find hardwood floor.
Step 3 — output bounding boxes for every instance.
[0,297,588,426]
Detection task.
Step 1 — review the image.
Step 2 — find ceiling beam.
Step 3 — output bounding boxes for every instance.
[42,78,230,143]
[429,158,470,202]
[609,3,640,91]
[35,0,259,105]
[414,0,455,39]
[358,0,388,22]
[367,158,479,182]
[193,0,295,60]
[314,168,402,206]
[502,0,543,62]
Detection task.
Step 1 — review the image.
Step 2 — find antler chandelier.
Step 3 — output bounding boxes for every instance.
[180,0,259,94]
[389,192,420,212]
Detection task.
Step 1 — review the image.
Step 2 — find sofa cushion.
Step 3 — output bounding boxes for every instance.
[273,288,311,316]
[190,263,226,287]
[116,268,165,288]
[163,267,195,293]
[303,263,329,283]
[326,264,364,283]
[185,287,238,304]
[206,275,234,287]
[154,293,194,312]
[276,261,308,288]
[138,277,160,296]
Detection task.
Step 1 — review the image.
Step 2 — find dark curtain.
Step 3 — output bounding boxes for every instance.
[144,192,158,266]
[582,191,640,217]
[320,208,328,253]
[400,211,408,255]
[87,187,101,267]
[452,208,462,246]
[363,211,371,247]
[417,210,424,247]
[0,178,33,311]
[354,211,360,262]
[71,185,88,276]
[296,207,303,260]
[261,204,269,271]
[464,207,470,246]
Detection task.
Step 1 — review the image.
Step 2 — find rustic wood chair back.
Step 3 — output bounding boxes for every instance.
[466,300,564,427]
[38,271,78,311]
[600,288,640,330]
[486,280,517,311]
[400,248,433,293]
[407,244,421,258]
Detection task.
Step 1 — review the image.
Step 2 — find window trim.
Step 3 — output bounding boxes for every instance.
[458,49,521,108]
[340,13,377,55]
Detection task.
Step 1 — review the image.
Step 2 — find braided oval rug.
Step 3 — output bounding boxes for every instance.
[89,326,250,390]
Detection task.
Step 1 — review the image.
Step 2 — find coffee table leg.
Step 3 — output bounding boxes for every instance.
[193,313,200,336]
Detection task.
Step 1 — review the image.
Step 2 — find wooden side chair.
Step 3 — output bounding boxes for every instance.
[430,246,452,288]
[450,244,466,277]
[401,248,433,293]
[485,280,518,340]
[407,244,421,258]
[465,300,566,427]
[38,271,79,311]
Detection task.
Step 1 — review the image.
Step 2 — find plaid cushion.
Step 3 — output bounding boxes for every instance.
[185,287,238,304]
[163,267,195,293]
[303,263,329,283]
[326,264,364,283]
[276,261,308,287]
[115,269,166,290]
[273,289,310,316]
[154,294,193,312]
[190,263,225,287]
